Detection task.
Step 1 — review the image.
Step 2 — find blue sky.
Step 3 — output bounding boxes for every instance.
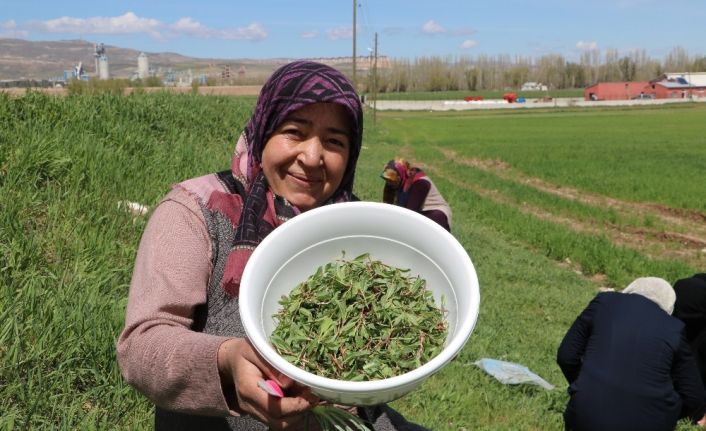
[2,0,705,61]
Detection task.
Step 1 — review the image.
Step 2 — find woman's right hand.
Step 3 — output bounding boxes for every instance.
[217,338,319,430]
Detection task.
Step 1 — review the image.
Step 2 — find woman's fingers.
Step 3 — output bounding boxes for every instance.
[229,339,319,428]
[236,340,295,388]
[236,378,313,430]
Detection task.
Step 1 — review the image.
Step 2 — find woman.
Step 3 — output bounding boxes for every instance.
[557,277,706,431]
[380,159,452,231]
[117,61,427,431]
[673,273,706,387]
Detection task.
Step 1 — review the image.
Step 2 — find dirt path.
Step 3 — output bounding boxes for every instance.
[421,148,706,271]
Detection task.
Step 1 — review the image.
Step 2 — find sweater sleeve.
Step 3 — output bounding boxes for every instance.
[672,333,706,422]
[404,179,431,212]
[557,295,599,384]
[116,188,238,417]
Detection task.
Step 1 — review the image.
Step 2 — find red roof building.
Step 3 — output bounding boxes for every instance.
[584,82,650,101]
[645,79,706,99]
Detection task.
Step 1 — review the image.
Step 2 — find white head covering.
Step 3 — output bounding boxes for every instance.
[622,277,676,314]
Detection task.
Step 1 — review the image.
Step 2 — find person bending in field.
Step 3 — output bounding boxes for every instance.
[380,158,452,232]
[673,273,706,388]
[117,61,429,431]
[557,277,706,431]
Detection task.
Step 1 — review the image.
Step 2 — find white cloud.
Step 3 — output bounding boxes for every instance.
[18,12,267,41]
[0,19,29,38]
[421,20,445,35]
[169,18,267,40]
[460,40,478,49]
[219,23,267,41]
[171,17,208,36]
[327,26,352,40]
[576,40,598,51]
[30,12,163,38]
[301,31,319,39]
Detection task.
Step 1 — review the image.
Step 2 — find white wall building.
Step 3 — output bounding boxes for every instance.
[98,56,109,80]
[521,82,548,91]
[658,72,706,87]
[137,53,149,80]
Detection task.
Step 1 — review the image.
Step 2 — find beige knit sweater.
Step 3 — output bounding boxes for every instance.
[116,187,239,417]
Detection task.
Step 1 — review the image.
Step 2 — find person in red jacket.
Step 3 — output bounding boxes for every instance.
[380,158,452,231]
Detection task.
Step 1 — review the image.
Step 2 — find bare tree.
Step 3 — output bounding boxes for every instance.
[618,56,637,81]
[600,48,621,81]
[693,56,706,73]
[564,62,587,88]
[664,46,691,72]
[377,46,701,93]
[536,54,566,89]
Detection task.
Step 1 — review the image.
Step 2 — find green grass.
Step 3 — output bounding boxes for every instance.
[375,104,706,212]
[2,92,704,430]
[1,91,249,429]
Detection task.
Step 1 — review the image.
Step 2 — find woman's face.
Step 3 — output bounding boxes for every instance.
[262,102,351,211]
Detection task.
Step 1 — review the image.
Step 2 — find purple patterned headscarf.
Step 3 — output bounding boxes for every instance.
[234,60,363,200]
[219,61,363,295]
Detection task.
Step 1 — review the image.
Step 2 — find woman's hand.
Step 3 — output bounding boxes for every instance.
[217,338,319,430]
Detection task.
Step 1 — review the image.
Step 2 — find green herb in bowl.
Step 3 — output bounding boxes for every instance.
[270,253,448,381]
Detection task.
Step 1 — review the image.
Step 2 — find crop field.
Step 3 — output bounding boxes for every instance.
[1,92,705,430]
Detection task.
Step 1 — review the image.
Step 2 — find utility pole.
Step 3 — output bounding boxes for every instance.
[373,32,378,125]
[352,0,357,90]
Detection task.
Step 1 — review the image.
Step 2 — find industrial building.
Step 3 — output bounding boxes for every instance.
[584,82,650,101]
[655,72,706,87]
[137,53,149,79]
[585,72,706,101]
[94,43,109,80]
[646,73,706,99]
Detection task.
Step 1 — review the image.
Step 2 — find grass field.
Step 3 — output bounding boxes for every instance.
[1,92,705,430]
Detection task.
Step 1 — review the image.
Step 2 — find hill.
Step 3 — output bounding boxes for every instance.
[0,38,290,81]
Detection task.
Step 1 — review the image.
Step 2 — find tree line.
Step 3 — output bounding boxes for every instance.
[362,47,706,93]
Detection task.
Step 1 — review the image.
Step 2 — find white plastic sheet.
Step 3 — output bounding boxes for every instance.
[474,358,554,390]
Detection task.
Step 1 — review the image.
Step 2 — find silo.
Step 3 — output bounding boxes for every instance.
[137,53,149,79]
[98,55,110,80]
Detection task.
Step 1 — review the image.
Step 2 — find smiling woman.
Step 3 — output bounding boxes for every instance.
[116,60,429,431]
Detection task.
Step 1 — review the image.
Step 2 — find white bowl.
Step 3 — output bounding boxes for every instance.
[239,201,480,406]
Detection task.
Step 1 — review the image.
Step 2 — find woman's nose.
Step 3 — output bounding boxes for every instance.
[297,136,324,166]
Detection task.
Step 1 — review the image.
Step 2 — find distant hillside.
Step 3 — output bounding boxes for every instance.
[0,38,290,80]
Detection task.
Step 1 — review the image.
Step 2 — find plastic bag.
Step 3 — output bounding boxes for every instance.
[474,358,554,390]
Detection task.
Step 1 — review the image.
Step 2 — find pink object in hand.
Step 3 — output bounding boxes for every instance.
[257,379,284,398]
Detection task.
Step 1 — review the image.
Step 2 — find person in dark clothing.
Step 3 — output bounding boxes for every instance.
[673,273,706,388]
[557,277,706,431]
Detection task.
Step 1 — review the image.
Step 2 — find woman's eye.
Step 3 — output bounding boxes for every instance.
[328,137,349,148]
[283,128,302,138]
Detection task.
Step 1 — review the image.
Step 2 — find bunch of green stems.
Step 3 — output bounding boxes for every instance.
[271,253,447,381]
